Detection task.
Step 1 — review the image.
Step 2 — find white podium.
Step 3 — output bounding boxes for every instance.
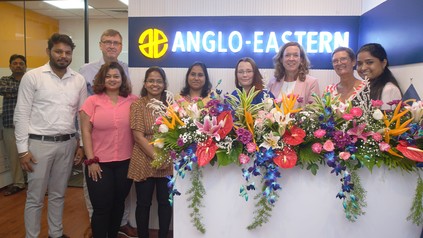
[174,164,422,238]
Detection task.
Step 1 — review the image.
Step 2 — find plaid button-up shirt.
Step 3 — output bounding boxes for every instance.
[0,75,20,128]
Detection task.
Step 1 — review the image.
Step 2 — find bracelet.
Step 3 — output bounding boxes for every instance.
[18,152,29,159]
[84,156,99,166]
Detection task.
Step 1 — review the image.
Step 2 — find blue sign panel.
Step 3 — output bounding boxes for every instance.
[129,16,359,69]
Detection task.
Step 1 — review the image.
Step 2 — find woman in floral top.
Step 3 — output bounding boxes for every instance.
[128,66,172,238]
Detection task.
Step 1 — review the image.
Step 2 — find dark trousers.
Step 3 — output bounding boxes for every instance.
[86,160,133,238]
[135,177,173,238]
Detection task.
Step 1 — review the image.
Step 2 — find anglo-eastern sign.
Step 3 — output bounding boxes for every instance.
[129,16,359,69]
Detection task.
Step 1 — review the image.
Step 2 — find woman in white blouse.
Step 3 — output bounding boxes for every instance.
[356,43,402,109]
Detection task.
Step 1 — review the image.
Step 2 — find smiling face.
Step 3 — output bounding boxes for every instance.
[104,68,122,92]
[357,51,387,80]
[332,50,355,78]
[282,45,301,74]
[100,34,123,62]
[188,65,206,92]
[236,61,254,91]
[144,71,165,98]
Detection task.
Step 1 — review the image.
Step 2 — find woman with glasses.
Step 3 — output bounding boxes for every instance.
[356,43,402,109]
[178,61,213,103]
[267,42,320,108]
[326,47,365,103]
[232,57,274,104]
[80,62,137,238]
[127,66,173,238]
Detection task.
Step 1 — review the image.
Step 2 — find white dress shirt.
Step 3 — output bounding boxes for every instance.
[14,63,88,153]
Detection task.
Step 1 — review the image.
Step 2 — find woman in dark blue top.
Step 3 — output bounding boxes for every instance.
[231,57,274,104]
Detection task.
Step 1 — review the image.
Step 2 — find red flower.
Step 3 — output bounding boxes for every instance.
[196,138,218,166]
[396,141,423,162]
[282,126,306,146]
[273,147,297,168]
[217,111,233,139]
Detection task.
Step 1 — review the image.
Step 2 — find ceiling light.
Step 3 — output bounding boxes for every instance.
[44,0,93,9]
[119,0,128,6]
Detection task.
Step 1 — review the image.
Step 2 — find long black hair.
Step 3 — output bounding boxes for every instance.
[180,61,212,98]
[357,43,402,100]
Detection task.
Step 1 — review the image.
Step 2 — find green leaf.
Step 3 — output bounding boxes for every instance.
[216,142,242,166]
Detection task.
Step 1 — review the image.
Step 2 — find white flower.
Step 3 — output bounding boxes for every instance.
[158,124,169,133]
[372,109,384,120]
[152,138,164,148]
[263,98,274,111]
[405,101,423,123]
[259,133,281,150]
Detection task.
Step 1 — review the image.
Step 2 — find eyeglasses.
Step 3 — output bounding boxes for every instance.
[101,40,122,46]
[332,57,349,65]
[237,70,253,75]
[146,79,164,85]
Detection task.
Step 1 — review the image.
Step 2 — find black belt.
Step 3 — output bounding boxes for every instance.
[29,133,76,142]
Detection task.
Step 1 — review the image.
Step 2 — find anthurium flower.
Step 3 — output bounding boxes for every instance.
[283,126,306,146]
[396,140,423,162]
[195,115,222,141]
[273,147,297,168]
[217,111,233,139]
[196,138,218,166]
[323,140,335,151]
[311,143,323,153]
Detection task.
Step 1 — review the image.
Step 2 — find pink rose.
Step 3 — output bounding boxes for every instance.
[155,116,163,125]
[246,142,256,153]
[379,142,391,152]
[311,143,323,154]
[339,151,351,160]
[372,133,383,142]
[342,113,354,121]
[313,129,326,138]
[350,107,363,118]
[239,154,250,164]
[323,140,335,152]
[371,99,384,108]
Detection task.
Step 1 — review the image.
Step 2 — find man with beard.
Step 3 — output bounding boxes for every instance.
[0,54,27,196]
[14,33,87,238]
[79,29,137,238]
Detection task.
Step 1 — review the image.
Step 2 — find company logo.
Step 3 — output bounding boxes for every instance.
[138,28,168,59]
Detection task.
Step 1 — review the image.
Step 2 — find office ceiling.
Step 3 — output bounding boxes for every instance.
[5,0,128,19]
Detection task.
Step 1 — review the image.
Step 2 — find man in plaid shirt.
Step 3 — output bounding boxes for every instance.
[0,54,27,196]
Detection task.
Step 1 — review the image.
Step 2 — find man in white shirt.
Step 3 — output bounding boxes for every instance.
[14,33,87,238]
[79,29,137,238]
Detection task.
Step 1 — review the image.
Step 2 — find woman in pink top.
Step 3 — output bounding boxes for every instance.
[267,42,320,108]
[80,62,138,238]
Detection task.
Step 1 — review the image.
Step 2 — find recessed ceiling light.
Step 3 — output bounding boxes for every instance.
[44,0,93,9]
[119,0,128,6]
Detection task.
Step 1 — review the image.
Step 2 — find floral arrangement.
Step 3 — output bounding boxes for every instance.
[296,81,423,221]
[149,80,423,233]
